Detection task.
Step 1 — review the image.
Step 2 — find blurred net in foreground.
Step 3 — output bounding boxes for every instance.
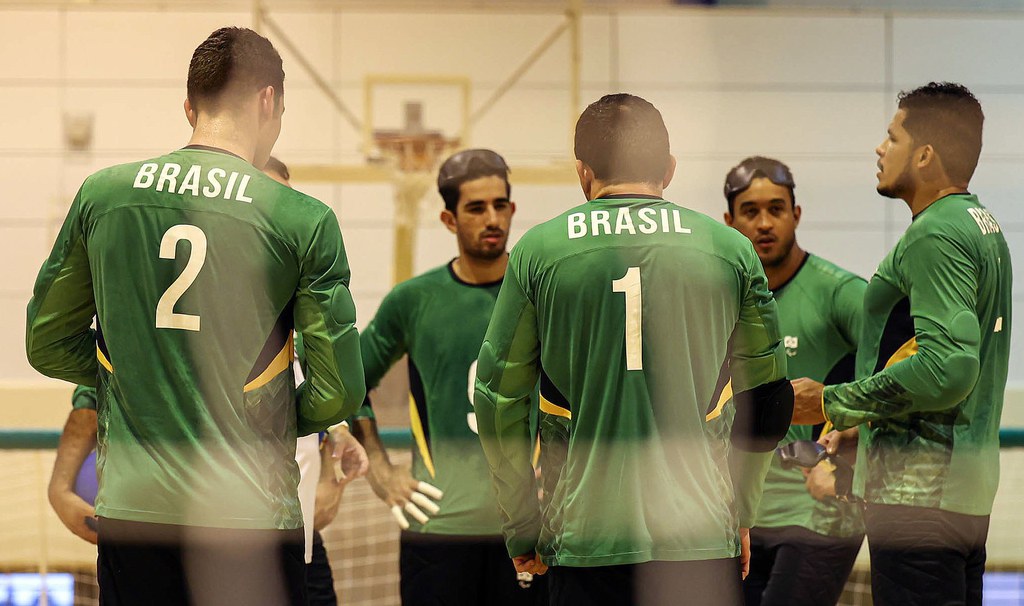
[4,444,1024,605]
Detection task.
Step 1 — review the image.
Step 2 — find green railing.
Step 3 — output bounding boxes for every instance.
[3,427,1024,450]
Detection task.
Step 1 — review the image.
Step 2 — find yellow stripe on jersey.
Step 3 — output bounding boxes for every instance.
[540,395,572,420]
[243,332,293,392]
[885,337,919,368]
[97,345,114,373]
[705,379,733,422]
[409,395,436,478]
[532,434,542,468]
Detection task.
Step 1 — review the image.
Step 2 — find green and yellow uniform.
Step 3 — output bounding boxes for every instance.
[824,194,1012,516]
[26,146,365,531]
[357,263,511,535]
[475,195,789,566]
[757,254,865,537]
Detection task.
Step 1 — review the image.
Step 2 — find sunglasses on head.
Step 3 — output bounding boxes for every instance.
[437,149,509,191]
[723,158,795,201]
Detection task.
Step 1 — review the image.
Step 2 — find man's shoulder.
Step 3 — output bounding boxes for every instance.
[385,264,451,301]
[803,254,866,289]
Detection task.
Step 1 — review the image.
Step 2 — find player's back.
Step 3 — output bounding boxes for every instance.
[516,195,780,565]
[78,147,334,530]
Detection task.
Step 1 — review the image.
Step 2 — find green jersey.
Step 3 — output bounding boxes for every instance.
[72,385,98,411]
[26,146,366,530]
[755,254,865,537]
[824,194,1012,516]
[475,196,788,566]
[357,263,508,536]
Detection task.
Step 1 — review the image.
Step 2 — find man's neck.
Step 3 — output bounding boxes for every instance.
[765,245,807,291]
[906,184,968,216]
[187,116,257,164]
[452,253,508,285]
[589,181,663,200]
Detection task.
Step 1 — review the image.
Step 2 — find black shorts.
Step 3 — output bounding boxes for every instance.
[97,517,307,606]
[864,503,989,606]
[307,530,337,606]
[548,557,743,606]
[399,531,547,606]
[743,525,863,606]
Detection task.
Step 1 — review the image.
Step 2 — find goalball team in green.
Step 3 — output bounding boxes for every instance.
[27,25,1012,606]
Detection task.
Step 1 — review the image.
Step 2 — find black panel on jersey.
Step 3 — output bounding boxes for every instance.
[245,306,294,384]
[540,368,571,414]
[705,353,732,418]
[873,297,914,374]
[731,379,794,453]
[96,323,111,365]
[408,358,432,456]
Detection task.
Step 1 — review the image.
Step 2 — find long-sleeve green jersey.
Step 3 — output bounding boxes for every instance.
[823,194,1012,516]
[755,254,865,537]
[357,263,509,535]
[26,147,366,530]
[475,195,788,566]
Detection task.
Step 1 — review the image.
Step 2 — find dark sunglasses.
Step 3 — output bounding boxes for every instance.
[723,158,795,201]
[437,149,509,191]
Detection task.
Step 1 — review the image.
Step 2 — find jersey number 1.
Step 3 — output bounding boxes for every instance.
[612,266,643,370]
[156,225,208,331]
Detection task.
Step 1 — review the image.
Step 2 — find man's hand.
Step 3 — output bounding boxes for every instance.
[818,427,859,457]
[802,460,838,501]
[366,463,443,530]
[327,425,369,485]
[739,527,751,580]
[791,378,827,425]
[49,489,97,544]
[512,551,548,576]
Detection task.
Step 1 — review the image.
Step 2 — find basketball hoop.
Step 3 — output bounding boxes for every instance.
[371,102,460,174]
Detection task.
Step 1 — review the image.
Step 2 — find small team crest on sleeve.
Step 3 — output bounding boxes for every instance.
[784,336,799,357]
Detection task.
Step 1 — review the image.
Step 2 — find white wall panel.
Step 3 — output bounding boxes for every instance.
[337,183,396,224]
[335,13,574,85]
[971,93,1024,160]
[636,90,887,158]
[67,86,188,153]
[0,157,62,222]
[892,17,1024,89]
[343,226,395,294]
[64,11,248,82]
[0,87,62,150]
[265,12,339,88]
[0,227,50,296]
[616,13,885,86]
[0,11,61,80]
[0,294,38,380]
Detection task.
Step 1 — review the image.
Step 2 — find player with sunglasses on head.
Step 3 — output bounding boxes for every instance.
[723,157,865,606]
[350,149,546,605]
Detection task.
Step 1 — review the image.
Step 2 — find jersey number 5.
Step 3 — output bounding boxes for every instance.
[612,266,643,370]
[156,224,208,331]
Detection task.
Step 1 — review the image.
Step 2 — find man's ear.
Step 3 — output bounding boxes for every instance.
[258,86,276,121]
[576,159,592,200]
[662,155,677,189]
[793,204,802,226]
[440,209,458,234]
[723,211,734,226]
[184,98,197,128]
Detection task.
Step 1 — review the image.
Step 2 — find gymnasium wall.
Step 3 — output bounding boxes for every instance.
[1,4,1020,397]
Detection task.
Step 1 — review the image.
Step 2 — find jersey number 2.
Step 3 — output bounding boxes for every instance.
[612,266,643,370]
[156,225,208,331]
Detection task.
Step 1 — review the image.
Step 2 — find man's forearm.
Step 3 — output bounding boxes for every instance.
[49,409,98,499]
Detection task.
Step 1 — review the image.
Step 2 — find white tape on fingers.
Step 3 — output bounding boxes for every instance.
[404,502,430,525]
[390,505,410,530]
[417,481,444,500]
[411,492,440,515]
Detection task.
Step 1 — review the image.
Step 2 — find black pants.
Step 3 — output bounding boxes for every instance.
[97,518,307,606]
[399,531,547,606]
[548,558,743,606]
[743,525,863,606]
[307,530,336,606]
[864,503,989,606]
